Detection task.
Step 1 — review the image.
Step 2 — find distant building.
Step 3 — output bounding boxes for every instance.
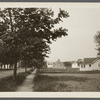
[53,59,66,69]
[71,57,100,71]
[80,57,100,71]
[72,59,83,69]
[47,59,66,69]
[47,62,53,68]
[47,56,100,71]
[72,61,79,68]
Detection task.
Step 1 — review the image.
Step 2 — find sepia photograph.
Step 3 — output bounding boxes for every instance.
[0,2,100,98]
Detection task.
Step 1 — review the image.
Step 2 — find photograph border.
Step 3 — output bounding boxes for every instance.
[0,1,100,99]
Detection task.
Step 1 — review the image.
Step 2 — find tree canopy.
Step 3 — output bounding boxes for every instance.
[0,8,69,80]
[94,31,100,55]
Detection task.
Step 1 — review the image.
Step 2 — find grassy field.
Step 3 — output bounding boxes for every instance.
[33,69,100,92]
[33,74,90,92]
[0,69,33,91]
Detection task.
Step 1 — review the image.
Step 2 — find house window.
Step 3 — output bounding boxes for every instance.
[81,66,83,68]
[89,64,91,67]
[98,64,100,67]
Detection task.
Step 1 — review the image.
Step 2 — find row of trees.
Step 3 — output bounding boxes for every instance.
[0,8,69,81]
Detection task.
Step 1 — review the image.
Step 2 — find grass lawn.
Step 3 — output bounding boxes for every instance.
[0,69,33,91]
[33,74,89,92]
[33,68,100,92]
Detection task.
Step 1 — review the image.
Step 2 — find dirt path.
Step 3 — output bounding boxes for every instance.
[16,69,37,92]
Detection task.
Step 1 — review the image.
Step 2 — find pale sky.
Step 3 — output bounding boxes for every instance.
[46,4,100,62]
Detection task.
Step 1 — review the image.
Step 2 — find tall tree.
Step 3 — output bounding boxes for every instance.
[0,8,69,81]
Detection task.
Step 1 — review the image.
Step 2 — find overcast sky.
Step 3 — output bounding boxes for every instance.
[45,4,100,62]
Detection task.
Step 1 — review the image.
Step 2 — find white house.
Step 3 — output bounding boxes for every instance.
[47,62,53,68]
[72,59,83,69]
[72,62,80,68]
[47,59,66,69]
[80,57,100,71]
[53,59,66,69]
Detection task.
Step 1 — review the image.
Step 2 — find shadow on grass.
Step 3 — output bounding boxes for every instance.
[33,74,89,92]
[0,69,33,91]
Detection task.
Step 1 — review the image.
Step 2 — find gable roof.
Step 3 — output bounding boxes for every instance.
[84,58,98,64]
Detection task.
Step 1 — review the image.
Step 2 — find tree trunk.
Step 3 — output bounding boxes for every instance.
[13,62,17,81]
[1,64,2,70]
[9,64,11,69]
[10,64,12,69]
[4,64,5,69]
[25,66,27,72]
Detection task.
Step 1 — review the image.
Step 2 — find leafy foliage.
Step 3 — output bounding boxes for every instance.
[0,8,69,80]
[94,31,100,54]
[63,61,72,67]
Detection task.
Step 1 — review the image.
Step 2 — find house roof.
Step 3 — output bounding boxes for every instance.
[84,58,97,64]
